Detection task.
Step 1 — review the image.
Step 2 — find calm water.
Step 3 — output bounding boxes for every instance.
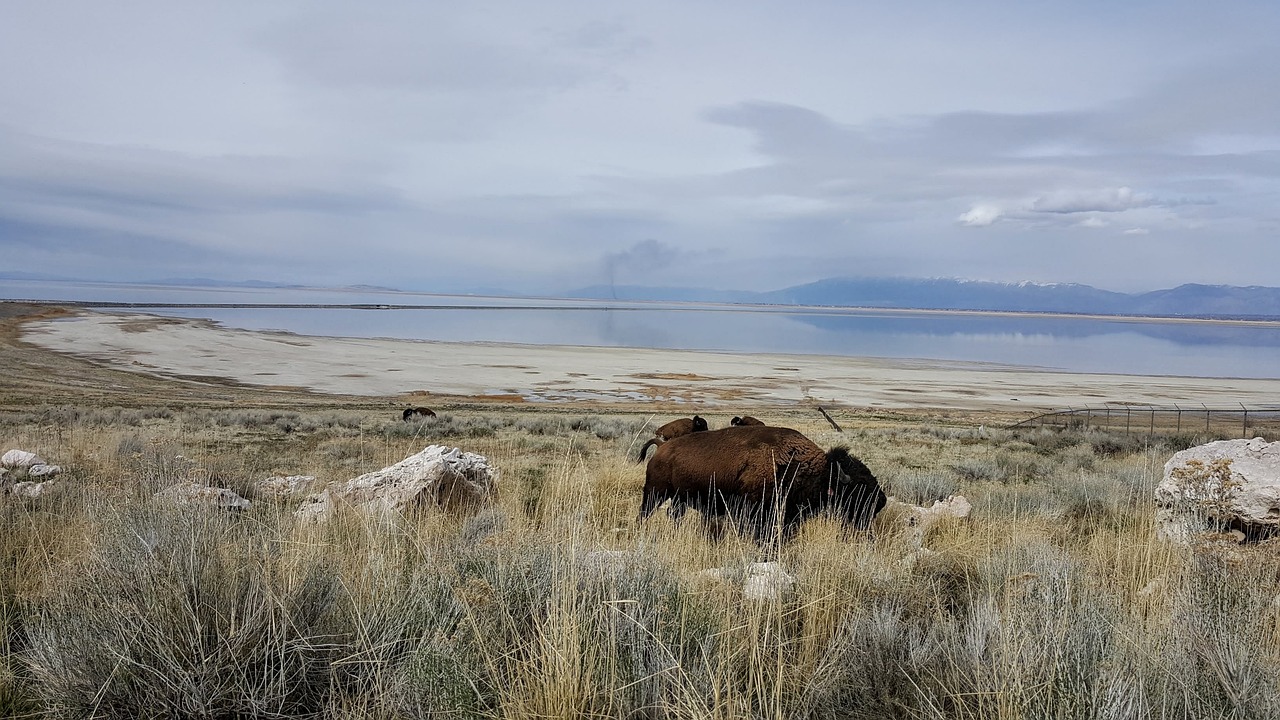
[5,280,1280,379]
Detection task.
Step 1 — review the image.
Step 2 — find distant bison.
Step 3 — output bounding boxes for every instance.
[637,415,708,462]
[640,425,885,541]
[730,416,765,427]
[402,407,437,421]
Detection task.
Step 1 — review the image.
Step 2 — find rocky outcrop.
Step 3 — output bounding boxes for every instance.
[1,449,61,480]
[154,482,251,511]
[2,450,45,468]
[12,481,58,499]
[1156,438,1280,542]
[296,445,498,523]
[27,464,61,479]
[878,495,972,551]
[254,475,317,499]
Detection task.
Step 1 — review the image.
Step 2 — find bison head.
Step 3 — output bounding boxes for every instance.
[823,447,887,530]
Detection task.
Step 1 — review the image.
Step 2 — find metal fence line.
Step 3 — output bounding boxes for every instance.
[1008,404,1280,440]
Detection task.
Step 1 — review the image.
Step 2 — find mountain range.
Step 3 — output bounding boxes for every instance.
[567,278,1280,320]
[4,271,1278,319]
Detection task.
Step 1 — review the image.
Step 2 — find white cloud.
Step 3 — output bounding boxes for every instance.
[1078,216,1108,228]
[957,204,1005,227]
[1123,227,1151,235]
[1029,186,1157,214]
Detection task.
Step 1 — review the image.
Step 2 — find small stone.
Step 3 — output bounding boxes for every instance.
[154,482,250,511]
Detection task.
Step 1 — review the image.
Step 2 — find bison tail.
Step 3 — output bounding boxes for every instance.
[637,438,660,463]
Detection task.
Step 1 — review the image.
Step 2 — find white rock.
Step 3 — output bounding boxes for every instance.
[254,475,317,498]
[742,562,795,602]
[154,482,250,511]
[691,562,796,602]
[296,445,497,523]
[1157,438,1280,537]
[2,450,45,469]
[12,481,56,499]
[1153,507,1199,544]
[27,464,61,479]
[891,494,973,550]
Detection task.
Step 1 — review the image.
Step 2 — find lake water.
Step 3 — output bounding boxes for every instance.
[5,279,1280,379]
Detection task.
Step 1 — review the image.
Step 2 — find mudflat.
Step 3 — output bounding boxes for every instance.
[12,307,1280,416]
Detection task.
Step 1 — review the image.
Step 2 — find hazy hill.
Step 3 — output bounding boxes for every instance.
[567,278,1280,319]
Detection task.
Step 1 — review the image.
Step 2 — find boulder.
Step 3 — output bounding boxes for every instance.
[27,464,61,479]
[254,475,317,498]
[742,562,796,601]
[154,482,251,511]
[1157,438,1280,540]
[296,445,498,523]
[2,450,45,469]
[12,481,57,499]
[883,495,972,550]
[691,561,796,602]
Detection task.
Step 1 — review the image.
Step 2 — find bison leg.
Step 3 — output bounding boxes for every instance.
[638,485,670,521]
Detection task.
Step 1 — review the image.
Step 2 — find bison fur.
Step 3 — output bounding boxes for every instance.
[636,415,708,462]
[402,407,437,421]
[730,415,765,426]
[640,425,885,541]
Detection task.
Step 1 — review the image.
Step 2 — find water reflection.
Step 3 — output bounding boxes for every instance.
[5,280,1279,379]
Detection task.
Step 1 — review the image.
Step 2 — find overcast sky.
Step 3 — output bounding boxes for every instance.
[3,1,1279,295]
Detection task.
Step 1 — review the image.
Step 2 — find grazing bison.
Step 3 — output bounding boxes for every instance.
[640,425,885,541]
[402,407,437,421]
[730,415,765,427]
[636,415,708,462]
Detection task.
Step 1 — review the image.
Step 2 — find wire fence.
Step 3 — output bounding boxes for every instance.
[1008,404,1280,440]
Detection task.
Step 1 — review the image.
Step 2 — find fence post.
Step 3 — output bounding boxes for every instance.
[1125,407,1131,435]
[817,406,843,433]
[1105,406,1111,431]
[1149,407,1155,441]
[1174,403,1181,434]
[1084,407,1091,429]
[1203,404,1210,433]
[1241,402,1249,438]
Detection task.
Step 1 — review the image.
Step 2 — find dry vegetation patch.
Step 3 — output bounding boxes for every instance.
[1,343,1279,716]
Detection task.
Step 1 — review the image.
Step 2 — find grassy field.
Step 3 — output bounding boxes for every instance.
[3,305,1280,718]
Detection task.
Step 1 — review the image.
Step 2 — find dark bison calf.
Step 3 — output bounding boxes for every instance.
[730,415,764,426]
[402,407,437,421]
[640,425,885,541]
[636,415,708,462]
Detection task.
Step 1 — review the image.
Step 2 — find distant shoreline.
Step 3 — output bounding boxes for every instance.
[5,298,1279,328]
[19,309,1280,411]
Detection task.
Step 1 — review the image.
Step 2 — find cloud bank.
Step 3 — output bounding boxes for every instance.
[1,2,1279,293]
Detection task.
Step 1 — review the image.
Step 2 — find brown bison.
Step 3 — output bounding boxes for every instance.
[402,407,437,421]
[636,415,708,462]
[730,415,765,426]
[640,425,885,541]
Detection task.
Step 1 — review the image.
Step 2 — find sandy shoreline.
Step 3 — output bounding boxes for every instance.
[20,310,1280,412]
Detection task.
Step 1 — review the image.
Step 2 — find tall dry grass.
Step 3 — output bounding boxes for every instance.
[0,407,1277,718]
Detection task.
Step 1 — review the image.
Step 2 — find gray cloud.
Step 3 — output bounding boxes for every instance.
[2,2,1279,294]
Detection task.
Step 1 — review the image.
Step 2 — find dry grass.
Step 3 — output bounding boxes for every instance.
[1,405,1278,718]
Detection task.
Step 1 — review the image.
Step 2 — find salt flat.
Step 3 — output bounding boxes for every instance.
[22,311,1280,412]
